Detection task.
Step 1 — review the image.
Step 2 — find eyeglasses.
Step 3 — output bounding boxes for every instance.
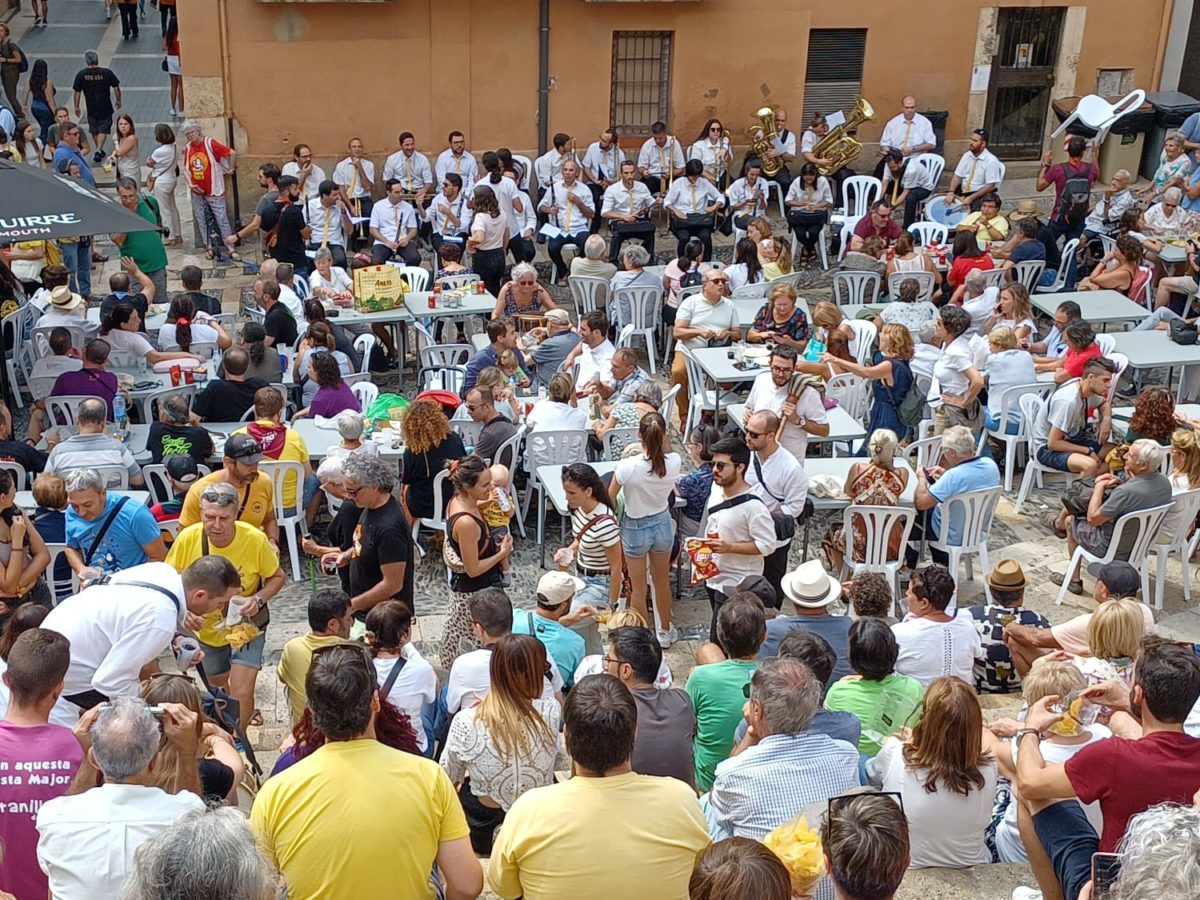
[769,365,794,375]
[712,461,735,471]
[602,656,625,668]
[466,404,480,412]
[709,126,723,133]
[343,483,363,497]
[707,277,729,285]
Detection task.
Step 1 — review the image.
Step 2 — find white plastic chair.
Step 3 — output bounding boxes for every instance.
[138,383,198,425]
[569,276,608,319]
[141,462,210,506]
[836,222,857,263]
[601,426,640,460]
[840,504,917,614]
[981,269,1009,290]
[1095,333,1117,355]
[1,306,29,408]
[789,224,831,270]
[1106,353,1129,407]
[846,319,877,366]
[1051,91,1147,143]
[832,271,881,307]
[1036,238,1080,293]
[45,394,107,428]
[390,266,430,293]
[659,383,682,428]
[929,486,1003,599]
[907,222,948,247]
[615,286,664,374]
[412,469,451,556]
[1011,260,1047,294]
[353,333,377,374]
[420,344,473,369]
[1134,264,1155,310]
[94,464,130,490]
[887,270,936,303]
[259,459,308,581]
[519,430,589,550]
[681,346,741,438]
[418,365,467,394]
[904,434,943,472]
[0,460,25,491]
[450,419,483,449]
[1148,488,1200,610]
[351,381,378,409]
[912,153,946,192]
[1014,392,1073,514]
[31,324,89,356]
[512,154,534,192]
[43,543,79,605]
[826,372,868,422]
[842,176,882,220]
[975,382,1052,492]
[995,160,1007,191]
[1056,502,1171,606]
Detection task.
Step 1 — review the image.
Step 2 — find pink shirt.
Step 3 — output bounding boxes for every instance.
[0,720,83,899]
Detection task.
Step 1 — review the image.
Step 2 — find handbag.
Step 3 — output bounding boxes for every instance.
[1170,317,1198,345]
[577,511,633,600]
[751,455,797,542]
[885,361,925,428]
[161,57,168,72]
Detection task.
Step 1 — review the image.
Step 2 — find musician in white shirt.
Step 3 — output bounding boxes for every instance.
[423,172,472,252]
[602,160,656,264]
[728,159,770,231]
[800,112,853,206]
[665,159,723,260]
[280,143,325,206]
[534,132,574,202]
[369,179,420,266]
[762,107,798,194]
[581,127,623,233]
[882,149,937,228]
[434,131,479,186]
[637,121,685,195]
[332,137,375,250]
[874,96,936,179]
[305,180,352,268]
[944,128,1004,211]
[538,159,595,284]
[382,132,434,202]
[688,118,735,190]
[480,152,528,260]
[504,170,538,264]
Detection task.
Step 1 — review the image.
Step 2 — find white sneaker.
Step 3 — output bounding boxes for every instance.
[1012,888,1043,900]
[656,626,679,648]
[169,106,177,118]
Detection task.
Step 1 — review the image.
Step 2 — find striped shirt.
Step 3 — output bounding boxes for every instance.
[571,504,620,572]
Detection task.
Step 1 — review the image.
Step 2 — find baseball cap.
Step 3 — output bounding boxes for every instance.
[536,571,583,607]
[224,434,265,463]
[164,454,199,485]
[737,575,779,610]
[544,309,571,325]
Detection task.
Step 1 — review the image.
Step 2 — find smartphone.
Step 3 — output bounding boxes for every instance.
[1091,852,1121,898]
[146,706,165,718]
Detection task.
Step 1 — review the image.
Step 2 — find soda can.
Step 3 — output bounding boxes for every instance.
[184,367,194,385]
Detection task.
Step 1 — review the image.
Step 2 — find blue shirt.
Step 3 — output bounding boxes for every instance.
[1182,112,1200,163]
[52,144,95,186]
[66,493,161,573]
[1009,240,1046,262]
[1184,167,1200,214]
[929,457,1001,544]
[759,613,854,683]
[462,344,529,395]
[512,609,585,687]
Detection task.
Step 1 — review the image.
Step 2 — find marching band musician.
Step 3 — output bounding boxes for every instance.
[382,132,435,204]
[728,158,770,233]
[281,143,326,206]
[688,118,734,190]
[944,128,1004,211]
[637,121,685,196]
[369,178,421,266]
[434,130,479,187]
[873,96,936,179]
[665,158,723,260]
[762,107,797,194]
[881,148,936,228]
[423,172,471,252]
[534,132,575,202]
[800,112,854,206]
[581,127,624,235]
[332,137,374,250]
[602,159,656,263]
[305,179,352,269]
[538,159,595,284]
[504,168,538,264]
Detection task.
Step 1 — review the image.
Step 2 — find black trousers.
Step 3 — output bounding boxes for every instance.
[706,586,727,645]
[670,219,714,261]
[458,777,506,855]
[901,188,932,229]
[762,544,789,613]
[787,211,829,253]
[766,167,792,198]
[307,243,347,269]
[642,175,667,196]
[904,508,950,569]
[587,184,606,234]
[371,241,421,267]
[508,235,535,265]
[608,220,657,263]
[118,2,138,36]
[473,247,506,296]
[548,232,589,280]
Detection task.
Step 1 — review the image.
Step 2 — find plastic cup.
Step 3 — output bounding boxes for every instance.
[174,637,201,669]
[553,547,574,571]
[169,365,181,387]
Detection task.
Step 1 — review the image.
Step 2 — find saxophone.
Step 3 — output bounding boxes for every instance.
[812,98,875,176]
[746,106,784,177]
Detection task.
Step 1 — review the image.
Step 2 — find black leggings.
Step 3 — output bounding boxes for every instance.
[118,2,138,36]
[458,777,506,855]
[788,213,828,252]
[473,247,507,296]
[670,222,713,261]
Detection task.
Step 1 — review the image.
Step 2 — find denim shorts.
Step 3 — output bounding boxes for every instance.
[620,509,675,558]
[1036,432,1100,472]
[200,631,267,675]
[1032,800,1098,900]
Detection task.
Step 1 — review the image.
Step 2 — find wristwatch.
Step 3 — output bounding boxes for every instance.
[1015,728,1042,743]
[796,415,807,429]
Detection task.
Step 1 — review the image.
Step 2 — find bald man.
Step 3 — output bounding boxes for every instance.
[874,96,937,179]
[742,409,809,607]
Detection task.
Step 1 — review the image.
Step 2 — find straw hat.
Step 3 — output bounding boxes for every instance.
[987,559,1027,591]
[781,559,842,609]
[1009,200,1042,223]
[48,285,84,311]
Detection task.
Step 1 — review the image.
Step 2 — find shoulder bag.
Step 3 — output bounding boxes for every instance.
[83,496,129,567]
[750,455,796,541]
[577,510,633,601]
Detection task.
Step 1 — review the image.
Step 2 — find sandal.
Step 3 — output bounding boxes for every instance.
[248,709,263,727]
[1051,572,1085,595]
[204,247,215,261]
[229,251,243,263]
[1040,511,1067,538]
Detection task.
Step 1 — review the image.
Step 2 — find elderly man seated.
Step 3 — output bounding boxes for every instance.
[993,217,1046,273]
[528,309,580,389]
[63,467,166,581]
[954,267,1000,334]
[967,560,1050,694]
[45,397,144,488]
[1082,169,1135,246]
[569,233,618,282]
[597,348,649,415]
[908,425,1000,567]
[1047,438,1172,595]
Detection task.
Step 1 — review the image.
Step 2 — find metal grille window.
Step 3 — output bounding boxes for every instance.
[610,32,672,137]
[802,29,868,123]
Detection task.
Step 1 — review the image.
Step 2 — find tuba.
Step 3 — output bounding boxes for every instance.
[746,106,784,177]
[812,98,875,176]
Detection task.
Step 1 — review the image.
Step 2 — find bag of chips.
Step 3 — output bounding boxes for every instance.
[686,539,721,583]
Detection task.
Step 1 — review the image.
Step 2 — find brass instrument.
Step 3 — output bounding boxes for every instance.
[746,106,784,177]
[812,97,875,176]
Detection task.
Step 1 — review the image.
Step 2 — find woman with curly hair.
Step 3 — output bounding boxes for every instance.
[293,351,359,420]
[270,690,422,777]
[400,399,465,523]
[1080,233,1144,297]
[1124,387,1177,445]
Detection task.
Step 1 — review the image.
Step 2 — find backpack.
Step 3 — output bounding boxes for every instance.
[679,266,703,290]
[1058,163,1092,226]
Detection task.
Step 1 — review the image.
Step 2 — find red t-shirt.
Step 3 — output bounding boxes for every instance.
[1046,161,1099,222]
[184,137,232,197]
[1062,342,1102,379]
[1065,730,1200,851]
[853,215,902,244]
[947,253,994,287]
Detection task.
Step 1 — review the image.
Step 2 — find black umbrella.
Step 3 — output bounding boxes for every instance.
[0,158,161,242]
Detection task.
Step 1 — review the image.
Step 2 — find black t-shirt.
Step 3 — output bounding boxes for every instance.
[177,290,222,317]
[348,498,414,616]
[263,303,298,349]
[0,440,48,475]
[147,421,215,464]
[192,377,268,422]
[328,497,359,594]
[401,432,466,519]
[72,67,120,118]
[100,292,150,333]
[262,200,308,269]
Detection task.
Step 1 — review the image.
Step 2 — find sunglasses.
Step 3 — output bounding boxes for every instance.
[746,429,765,439]
[708,278,729,285]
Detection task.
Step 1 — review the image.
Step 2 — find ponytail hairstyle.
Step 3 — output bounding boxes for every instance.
[562,462,615,511]
[166,293,196,352]
[305,320,336,351]
[447,455,489,496]
[100,300,137,336]
[243,322,267,365]
[639,411,669,477]
[482,150,502,185]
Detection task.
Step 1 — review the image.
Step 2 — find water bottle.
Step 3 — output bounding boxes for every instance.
[113,393,127,430]
[804,326,827,363]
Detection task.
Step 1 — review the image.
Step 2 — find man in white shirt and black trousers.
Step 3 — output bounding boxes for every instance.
[873,96,936,180]
[602,160,656,264]
[538,159,595,285]
[761,107,797,196]
[744,409,810,607]
[581,126,624,235]
[701,436,777,642]
[369,178,421,267]
[424,172,472,253]
[665,158,724,261]
[332,137,375,250]
[305,180,353,269]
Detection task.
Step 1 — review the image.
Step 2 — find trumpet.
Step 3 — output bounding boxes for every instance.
[812,97,875,176]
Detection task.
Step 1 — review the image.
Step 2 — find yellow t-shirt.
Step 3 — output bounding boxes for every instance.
[165,520,281,646]
[251,740,469,900]
[278,632,349,725]
[961,211,1010,250]
[177,470,274,531]
[487,771,710,900]
[233,421,309,509]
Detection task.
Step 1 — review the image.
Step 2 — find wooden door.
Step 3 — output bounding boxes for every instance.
[984,7,1066,159]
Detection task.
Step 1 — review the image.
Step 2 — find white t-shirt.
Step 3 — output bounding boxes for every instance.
[470,211,507,251]
[961,288,999,336]
[158,321,220,352]
[446,647,561,713]
[932,336,975,402]
[745,371,828,463]
[676,293,737,351]
[891,615,981,688]
[867,736,998,869]
[984,349,1038,417]
[724,262,764,294]
[1033,382,1101,447]
[527,400,588,432]
[480,177,522,235]
[101,327,155,359]
[147,144,177,185]
[372,644,438,754]
[615,452,682,519]
[703,484,777,596]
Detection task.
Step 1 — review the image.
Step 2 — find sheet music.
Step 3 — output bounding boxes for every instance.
[826,110,846,129]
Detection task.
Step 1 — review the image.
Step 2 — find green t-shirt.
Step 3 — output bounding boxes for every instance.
[121,196,169,275]
[824,672,926,756]
[685,658,757,791]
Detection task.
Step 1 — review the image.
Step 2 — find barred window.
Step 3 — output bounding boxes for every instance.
[610,31,673,137]
[802,29,868,124]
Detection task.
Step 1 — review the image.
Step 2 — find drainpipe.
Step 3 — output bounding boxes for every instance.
[217,0,240,221]
[537,0,549,156]
[1151,0,1176,89]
